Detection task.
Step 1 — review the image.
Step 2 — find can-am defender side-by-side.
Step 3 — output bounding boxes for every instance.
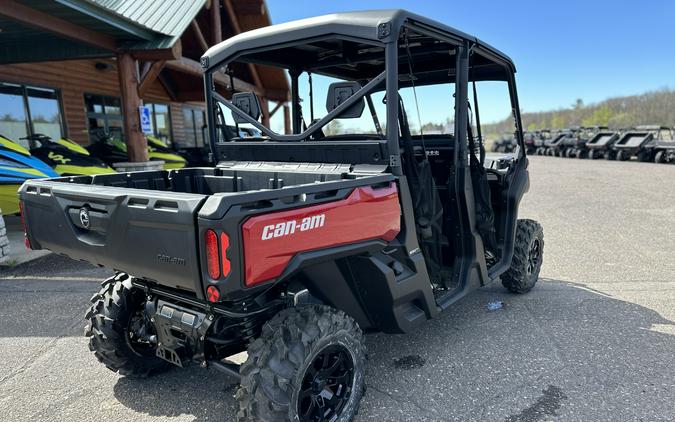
[610,126,667,162]
[562,126,609,159]
[586,129,621,159]
[651,127,675,164]
[19,10,543,422]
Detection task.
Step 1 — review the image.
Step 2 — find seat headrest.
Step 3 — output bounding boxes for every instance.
[325,81,365,119]
[231,92,261,123]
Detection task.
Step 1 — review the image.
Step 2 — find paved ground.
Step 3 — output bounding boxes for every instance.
[0,156,673,421]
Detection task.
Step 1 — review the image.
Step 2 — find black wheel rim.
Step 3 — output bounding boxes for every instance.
[527,238,541,276]
[297,344,355,422]
[125,296,157,357]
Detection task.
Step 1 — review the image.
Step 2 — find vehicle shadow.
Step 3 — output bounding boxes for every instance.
[108,278,674,422]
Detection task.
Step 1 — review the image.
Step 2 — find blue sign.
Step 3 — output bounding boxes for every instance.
[139,105,153,135]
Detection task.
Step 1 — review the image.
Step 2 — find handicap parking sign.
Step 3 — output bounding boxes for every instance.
[139,105,153,135]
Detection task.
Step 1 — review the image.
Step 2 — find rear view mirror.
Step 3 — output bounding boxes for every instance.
[231,92,261,123]
[326,82,365,119]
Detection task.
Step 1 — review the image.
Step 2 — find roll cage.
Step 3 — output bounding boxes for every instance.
[201,10,525,176]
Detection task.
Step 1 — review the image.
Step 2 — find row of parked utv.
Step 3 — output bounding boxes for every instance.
[493,125,675,164]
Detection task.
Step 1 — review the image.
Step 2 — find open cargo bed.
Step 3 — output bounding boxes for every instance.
[19,163,394,296]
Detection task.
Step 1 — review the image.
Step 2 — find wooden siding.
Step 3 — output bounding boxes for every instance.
[0,58,194,146]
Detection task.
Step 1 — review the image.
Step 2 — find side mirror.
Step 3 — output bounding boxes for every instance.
[231,92,261,123]
[326,82,365,119]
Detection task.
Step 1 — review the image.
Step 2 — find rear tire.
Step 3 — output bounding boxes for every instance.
[502,219,544,294]
[654,150,666,163]
[616,150,629,161]
[236,305,366,422]
[85,273,171,377]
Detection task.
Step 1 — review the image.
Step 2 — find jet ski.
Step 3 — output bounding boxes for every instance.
[88,131,186,170]
[23,133,116,176]
[0,135,58,215]
[146,136,187,169]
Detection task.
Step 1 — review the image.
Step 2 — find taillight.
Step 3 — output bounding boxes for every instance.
[220,232,230,277]
[205,229,220,279]
[206,285,220,302]
[19,201,31,249]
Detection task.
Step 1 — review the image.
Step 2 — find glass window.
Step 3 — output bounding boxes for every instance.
[0,83,29,147]
[27,86,63,141]
[146,103,172,143]
[178,106,206,149]
[0,82,64,148]
[193,109,205,147]
[85,94,124,143]
[104,97,121,115]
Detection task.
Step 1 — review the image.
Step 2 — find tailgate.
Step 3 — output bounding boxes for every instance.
[20,181,206,292]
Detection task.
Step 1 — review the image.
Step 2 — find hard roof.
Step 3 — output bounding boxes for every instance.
[202,9,515,72]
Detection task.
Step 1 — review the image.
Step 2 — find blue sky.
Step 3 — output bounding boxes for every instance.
[267,0,675,124]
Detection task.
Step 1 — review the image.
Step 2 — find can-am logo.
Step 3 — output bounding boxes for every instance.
[261,214,326,240]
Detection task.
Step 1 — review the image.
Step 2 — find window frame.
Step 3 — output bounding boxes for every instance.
[0,80,66,148]
[146,102,174,142]
[84,93,124,143]
[180,105,207,149]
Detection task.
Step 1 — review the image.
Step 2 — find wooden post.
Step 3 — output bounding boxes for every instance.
[283,105,291,135]
[211,0,222,45]
[260,97,270,128]
[117,53,148,162]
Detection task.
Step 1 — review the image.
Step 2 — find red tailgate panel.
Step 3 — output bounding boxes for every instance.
[242,183,401,286]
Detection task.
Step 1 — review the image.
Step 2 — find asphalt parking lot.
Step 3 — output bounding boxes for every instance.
[1,156,673,422]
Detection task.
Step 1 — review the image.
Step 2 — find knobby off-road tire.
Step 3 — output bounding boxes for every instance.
[654,150,666,164]
[502,219,544,294]
[85,273,171,377]
[616,150,629,161]
[637,150,652,163]
[236,305,367,422]
[0,213,9,261]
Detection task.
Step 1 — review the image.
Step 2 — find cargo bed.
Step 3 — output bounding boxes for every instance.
[19,163,394,296]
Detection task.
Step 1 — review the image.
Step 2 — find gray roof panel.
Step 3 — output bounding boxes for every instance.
[202,9,514,72]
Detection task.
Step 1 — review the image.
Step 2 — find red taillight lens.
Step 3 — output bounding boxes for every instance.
[220,232,230,277]
[205,229,220,279]
[206,285,220,302]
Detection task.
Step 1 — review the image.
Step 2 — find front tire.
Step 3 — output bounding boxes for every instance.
[502,219,544,294]
[85,273,171,377]
[236,305,366,422]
